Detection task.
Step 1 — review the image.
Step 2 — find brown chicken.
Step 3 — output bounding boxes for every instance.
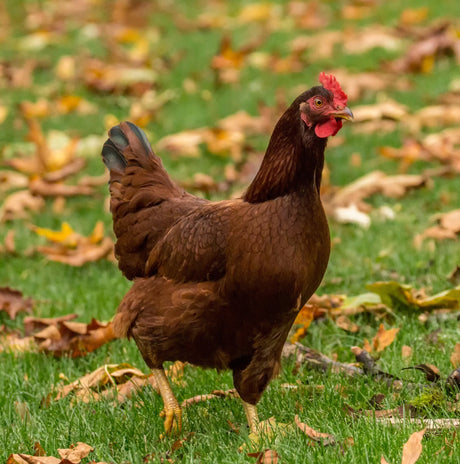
[102,72,352,435]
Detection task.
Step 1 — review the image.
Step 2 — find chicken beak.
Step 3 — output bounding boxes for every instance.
[332,106,354,121]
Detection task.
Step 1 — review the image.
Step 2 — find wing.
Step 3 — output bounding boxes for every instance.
[145,201,238,283]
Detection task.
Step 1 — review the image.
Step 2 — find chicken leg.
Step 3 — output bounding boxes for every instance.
[242,401,259,434]
[152,368,182,435]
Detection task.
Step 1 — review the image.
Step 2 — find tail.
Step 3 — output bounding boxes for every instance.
[101,122,190,279]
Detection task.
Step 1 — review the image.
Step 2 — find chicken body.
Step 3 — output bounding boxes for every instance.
[102,77,352,433]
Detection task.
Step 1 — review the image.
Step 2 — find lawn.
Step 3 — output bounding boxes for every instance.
[1,0,460,462]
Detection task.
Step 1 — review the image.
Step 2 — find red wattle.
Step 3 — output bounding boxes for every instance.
[315,118,342,138]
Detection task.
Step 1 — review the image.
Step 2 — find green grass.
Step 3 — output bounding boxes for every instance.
[1,0,460,462]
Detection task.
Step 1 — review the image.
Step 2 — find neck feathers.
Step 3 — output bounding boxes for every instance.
[244,107,327,203]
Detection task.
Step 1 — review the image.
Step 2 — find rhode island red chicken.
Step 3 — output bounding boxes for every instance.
[102,72,352,434]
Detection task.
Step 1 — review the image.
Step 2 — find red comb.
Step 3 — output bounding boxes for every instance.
[319,72,347,107]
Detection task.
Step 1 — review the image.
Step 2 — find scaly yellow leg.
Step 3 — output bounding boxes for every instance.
[152,368,182,436]
[242,401,259,434]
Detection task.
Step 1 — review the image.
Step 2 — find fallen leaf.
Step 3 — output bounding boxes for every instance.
[32,318,116,358]
[399,7,429,26]
[450,343,460,368]
[402,345,413,360]
[247,449,280,464]
[324,170,428,218]
[57,442,93,463]
[335,315,359,333]
[367,281,460,311]
[372,324,400,352]
[0,229,16,254]
[294,415,335,445]
[83,58,157,95]
[1,190,45,222]
[0,287,33,319]
[165,361,187,386]
[55,363,157,403]
[29,177,94,197]
[290,305,316,343]
[353,100,408,122]
[401,429,426,464]
[32,221,114,266]
[23,314,79,336]
[7,454,61,464]
[391,23,459,73]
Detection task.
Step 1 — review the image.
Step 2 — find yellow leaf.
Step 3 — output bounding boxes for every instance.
[290,305,315,343]
[89,221,105,244]
[421,54,435,74]
[373,324,399,352]
[238,3,274,23]
[34,222,78,247]
[56,95,83,113]
[0,104,8,124]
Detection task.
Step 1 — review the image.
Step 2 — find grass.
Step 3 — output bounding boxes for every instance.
[1,0,460,462]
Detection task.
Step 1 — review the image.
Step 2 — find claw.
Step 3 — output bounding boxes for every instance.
[161,405,182,437]
[152,367,182,437]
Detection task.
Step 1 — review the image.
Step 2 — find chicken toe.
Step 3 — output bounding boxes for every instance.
[152,368,182,435]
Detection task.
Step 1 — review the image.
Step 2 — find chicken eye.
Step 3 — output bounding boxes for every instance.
[314,98,323,107]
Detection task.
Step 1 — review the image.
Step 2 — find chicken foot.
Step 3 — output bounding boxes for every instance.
[242,401,259,434]
[152,368,182,436]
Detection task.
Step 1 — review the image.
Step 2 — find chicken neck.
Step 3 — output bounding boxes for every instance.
[244,107,326,203]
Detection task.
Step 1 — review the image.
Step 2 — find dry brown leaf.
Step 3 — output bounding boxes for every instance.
[352,100,408,122]
[391,23,459,73]
[32,318,116,358]
[247,449,280,464]
[0,333,36,353]
[0,229,16,255]
[29,177,94,197]
[402,345,413,360]
[7,455,61,464]
[165,360,187,386]
[372,324,400,352]
[0,287,33,319]
[325,170,428,218]
[7,442,96,464]
[294,415,335,445]
[83,58,157,96]
[23,314,79,336]
[450,343,460,368]
[1,190,45,222]
[55,363,156,403]
[0,170,28,192]
[415,209,460,246]
[57,442,93,463]
[401,428,426,464]
[335,315,359,333]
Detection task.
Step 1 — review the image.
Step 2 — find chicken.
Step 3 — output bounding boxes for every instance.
[101,72,352,435]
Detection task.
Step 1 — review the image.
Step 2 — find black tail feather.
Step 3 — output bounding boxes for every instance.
[125,121,153,156]
[102,122,154,173]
